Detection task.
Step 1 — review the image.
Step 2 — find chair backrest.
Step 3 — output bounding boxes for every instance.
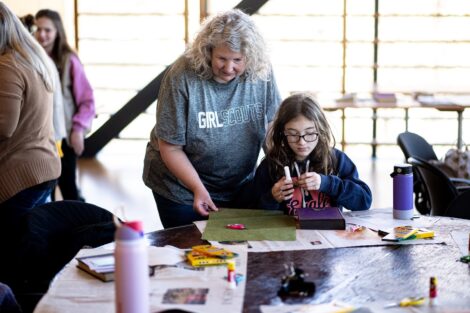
[397,132,438,161]
[446,189,470,219]
[408,157,459,216]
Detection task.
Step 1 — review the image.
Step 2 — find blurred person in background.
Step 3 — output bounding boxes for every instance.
[20,12,67,160]
[35,8,95,201]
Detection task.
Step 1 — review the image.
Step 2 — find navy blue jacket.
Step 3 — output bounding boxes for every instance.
[252,148,372,213]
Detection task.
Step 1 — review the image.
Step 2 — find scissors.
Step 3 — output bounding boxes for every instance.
[384,296,425,309]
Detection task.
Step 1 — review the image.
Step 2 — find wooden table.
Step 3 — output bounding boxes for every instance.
[147,217,470,312]
[322,96,469,157]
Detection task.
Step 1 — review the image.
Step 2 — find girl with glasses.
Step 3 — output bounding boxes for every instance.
[252,93,372,215]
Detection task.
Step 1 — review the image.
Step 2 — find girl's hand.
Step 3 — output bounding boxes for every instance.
[70,130,84,156]
[298,172,321,191]
[271,177,294,203]
[193,188,218,216]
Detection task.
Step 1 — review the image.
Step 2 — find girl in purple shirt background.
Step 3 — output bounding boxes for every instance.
[35,9,95,201]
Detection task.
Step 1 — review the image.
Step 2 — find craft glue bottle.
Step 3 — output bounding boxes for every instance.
[391,164,414,219]
[115,220,149,313]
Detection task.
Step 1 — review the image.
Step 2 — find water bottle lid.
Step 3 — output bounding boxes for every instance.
[116,221,144,240]
[125,221,143,233]
[394,163,413,175]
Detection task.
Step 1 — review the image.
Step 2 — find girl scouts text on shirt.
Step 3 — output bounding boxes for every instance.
[198,103,263,128]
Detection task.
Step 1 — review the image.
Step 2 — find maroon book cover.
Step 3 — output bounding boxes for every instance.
[297,207,346,230]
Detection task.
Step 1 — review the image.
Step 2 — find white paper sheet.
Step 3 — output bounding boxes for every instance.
[259,301,356,313]
[196,209,446,253]
[451,230,470,256]
[342,208,440,231]
[34,245,248,313]
[259,301,438,313]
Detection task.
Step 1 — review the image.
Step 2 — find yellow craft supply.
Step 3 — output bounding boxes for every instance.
[227,260,236,271]
[227,260,236,288]
[403,228,435,241]
[399,297,425,307]
[414,228,435,239]
[384,296,425,308]
[382,226,419,242]
[56,140,64,158]
[186,250,228,267]
[192,244,235,259]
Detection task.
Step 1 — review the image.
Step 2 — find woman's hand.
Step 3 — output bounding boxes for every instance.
[193,188,218,216]
[159,139,218,217]
[298,172,321,191]
[69,130,84,156]
[271,177,294,203]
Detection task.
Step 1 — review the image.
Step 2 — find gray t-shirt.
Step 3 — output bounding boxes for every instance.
[143,56,281,204]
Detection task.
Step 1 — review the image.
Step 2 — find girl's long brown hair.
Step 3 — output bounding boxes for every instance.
[35,9,74,79]
[266,93,336,180]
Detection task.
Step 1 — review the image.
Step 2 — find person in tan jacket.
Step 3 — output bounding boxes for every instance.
[0,2,61,223]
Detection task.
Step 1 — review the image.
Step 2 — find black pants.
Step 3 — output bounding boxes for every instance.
[0,201,116,312]
[53,139,81,201]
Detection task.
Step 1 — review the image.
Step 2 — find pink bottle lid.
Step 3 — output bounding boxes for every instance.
[116,221,144,240]
[125,221,143,232]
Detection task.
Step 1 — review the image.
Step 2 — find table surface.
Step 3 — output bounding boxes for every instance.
[147,218,470,312]
[324,95,470,111]
[319,94,470,154]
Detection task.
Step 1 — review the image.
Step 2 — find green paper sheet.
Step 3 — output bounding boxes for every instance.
[202,208,296,241]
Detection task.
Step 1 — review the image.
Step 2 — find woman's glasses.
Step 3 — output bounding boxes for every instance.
[284,132,319,143]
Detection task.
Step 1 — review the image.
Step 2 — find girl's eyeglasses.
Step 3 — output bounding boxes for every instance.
[284,132,319,143]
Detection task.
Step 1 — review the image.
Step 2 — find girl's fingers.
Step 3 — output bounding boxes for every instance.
[276,185,294,202]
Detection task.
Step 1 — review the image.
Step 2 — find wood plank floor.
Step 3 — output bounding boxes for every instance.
[77,139,405,233]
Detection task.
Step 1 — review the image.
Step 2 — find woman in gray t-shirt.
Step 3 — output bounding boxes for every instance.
[143,9,281,228]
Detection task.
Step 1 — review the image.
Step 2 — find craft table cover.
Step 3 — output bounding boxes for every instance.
[202,208,296,241]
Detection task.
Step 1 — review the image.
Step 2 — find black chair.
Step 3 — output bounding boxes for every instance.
[447,190,470,219]
[408,157,470,218]
[397,131,466,215]
[397,132,438,215]
[397,132,438,161]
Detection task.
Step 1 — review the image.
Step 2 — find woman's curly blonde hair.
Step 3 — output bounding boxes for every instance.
[184,9,271,81]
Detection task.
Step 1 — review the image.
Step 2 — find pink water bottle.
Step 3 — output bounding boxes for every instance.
[115,221,149,313]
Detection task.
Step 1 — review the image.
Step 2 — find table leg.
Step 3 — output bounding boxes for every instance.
[457,111,463,149]
[372,108,377,158]
[404,108,409,132]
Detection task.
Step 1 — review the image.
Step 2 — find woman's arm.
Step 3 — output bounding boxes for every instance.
[70,54,95,133]
[158,138,218,216]
[69,54,95,155]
